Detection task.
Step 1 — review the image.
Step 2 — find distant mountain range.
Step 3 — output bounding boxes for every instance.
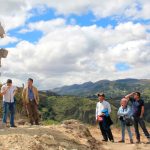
[52,78,150,98]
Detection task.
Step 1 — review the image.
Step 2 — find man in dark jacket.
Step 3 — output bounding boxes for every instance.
[125,92,150,143]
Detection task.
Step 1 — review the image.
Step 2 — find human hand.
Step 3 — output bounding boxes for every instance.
[101,113,105,116]
[140,115,143,119]
[6,86,10,90]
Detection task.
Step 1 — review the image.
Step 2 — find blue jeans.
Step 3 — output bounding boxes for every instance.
[2,102,15,127]
[120,120,133,140]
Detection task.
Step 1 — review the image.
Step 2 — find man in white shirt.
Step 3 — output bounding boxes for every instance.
[1,79,17,127]
[96,93,114,142]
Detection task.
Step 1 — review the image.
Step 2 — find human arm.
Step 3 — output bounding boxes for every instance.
[140,106,144,118]
[125,92,135,102]
[13,87,18,97]
[22,88,26,105]
[35,87,39,105]
[107,102,111,114]
[1,86,10,95]
[96,103,98,121]
[117,106,131,117]
[140,100,145,118]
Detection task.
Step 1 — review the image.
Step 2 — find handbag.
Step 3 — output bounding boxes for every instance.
[97,116,103,122]
[124,117,134,126]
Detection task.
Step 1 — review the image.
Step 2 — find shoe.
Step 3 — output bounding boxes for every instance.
[102,139,108,142]
[136,139,140,144]
[118,140,125,143]
[110,139,114,143]
[30,122,33,125]
[130,139,134,144]
[1,123,7,128]
[10,125,17,128]
[35,122,39,125]
[146,137,150,144]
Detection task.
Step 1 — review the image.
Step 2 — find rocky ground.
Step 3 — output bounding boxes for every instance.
[0,120,150,150]
[0,120,103,150]
[90,124,150,150]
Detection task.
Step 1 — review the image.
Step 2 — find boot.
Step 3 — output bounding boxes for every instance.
[130,139,133,144]
[146,137,150,144]
[118,140,124,143]
[136,139,140,144]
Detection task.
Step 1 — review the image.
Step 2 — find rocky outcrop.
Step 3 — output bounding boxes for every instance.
[0,120,103,150]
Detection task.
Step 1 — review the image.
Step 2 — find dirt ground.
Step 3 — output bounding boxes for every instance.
[0,120,150,150]
[89,125,150,150]
[0,120,102,150]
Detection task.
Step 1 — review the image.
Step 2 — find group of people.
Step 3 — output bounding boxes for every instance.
[1,78,150,144]
[0,78,39,127]
[96,92,150,144]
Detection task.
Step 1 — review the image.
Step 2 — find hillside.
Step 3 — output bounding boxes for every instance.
[51,78,150,123]
[52,79,150,100]
[1,79,150,125]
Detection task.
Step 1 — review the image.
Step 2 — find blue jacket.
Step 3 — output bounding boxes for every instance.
[102,108,109,117]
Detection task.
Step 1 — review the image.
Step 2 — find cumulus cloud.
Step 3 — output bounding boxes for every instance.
[0,35,19,46]
[0,1,150,89]
[0,0,149,33]
[1,19,149,89]
[32,0,150,19]
[0,1,32,31]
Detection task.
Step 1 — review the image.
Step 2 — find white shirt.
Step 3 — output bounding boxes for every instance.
[1,85,17,103]
[95,100,111,120]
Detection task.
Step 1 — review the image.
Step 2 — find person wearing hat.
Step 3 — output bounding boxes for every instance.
[22,78,39,125]
[96,93,114,142]
[1,79,17,128]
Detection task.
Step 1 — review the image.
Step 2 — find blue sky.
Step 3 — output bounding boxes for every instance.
[6,8,119,45]
[0,0,150,89]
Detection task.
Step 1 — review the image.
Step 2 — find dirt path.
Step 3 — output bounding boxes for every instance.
[89,125,150,150]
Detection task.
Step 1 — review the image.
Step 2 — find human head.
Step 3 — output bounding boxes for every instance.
[134,92,141,100]
[7,79,12,86]
[27,78,33,87]
[97,93,105,102]
[120,98,128,108]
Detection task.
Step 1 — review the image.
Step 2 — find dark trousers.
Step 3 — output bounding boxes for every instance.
[27,100,39,125]
[99,120,114,141]
[133,116,150,140]
[2,102,15,127]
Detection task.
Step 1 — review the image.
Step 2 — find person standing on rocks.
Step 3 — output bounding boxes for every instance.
[22,78,39,125]
[125,92,150,144]
[117,98,133,144]
[96,93,114,142]
[1,79,17,128]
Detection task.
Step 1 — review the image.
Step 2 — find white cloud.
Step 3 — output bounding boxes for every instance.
[32,0,150,19]
[1,19,149,89]
[0,35,19,46]
[0,1,32,31]
[0,0,149,32]
[0,1,150,89]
